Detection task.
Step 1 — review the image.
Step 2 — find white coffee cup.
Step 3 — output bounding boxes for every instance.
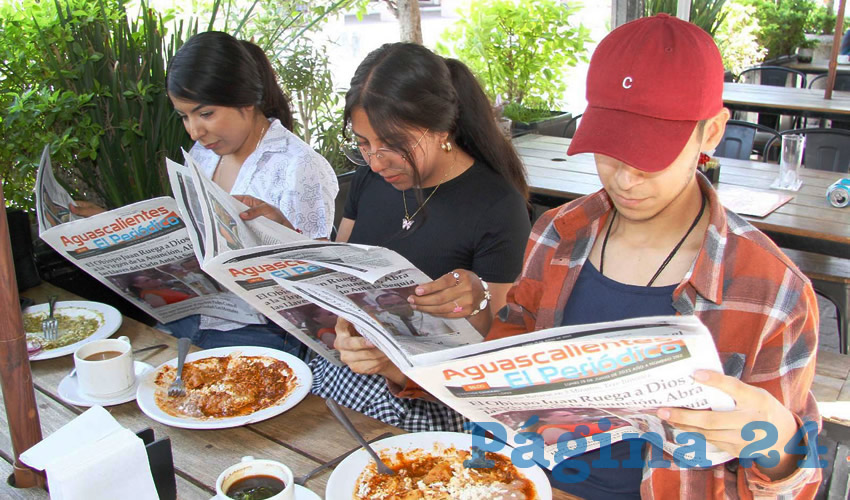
[73,335,134,397]
[216,456,294,500]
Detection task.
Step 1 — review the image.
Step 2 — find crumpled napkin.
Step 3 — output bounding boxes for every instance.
[20,406,158,500]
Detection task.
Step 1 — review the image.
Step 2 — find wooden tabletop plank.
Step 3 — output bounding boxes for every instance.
[516,135,850,245]
[249,395,403,463]
[723,82,850,118]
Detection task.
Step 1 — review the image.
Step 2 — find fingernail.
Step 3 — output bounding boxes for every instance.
[415,287,424,295]
[658,409,670,419]
[693,370,709,382]
[407,297,415,304]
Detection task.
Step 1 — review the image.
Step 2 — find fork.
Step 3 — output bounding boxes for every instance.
[294,432,394,486]
[326,398,395,476]
[41,295,59,342]
[167,337,191,397]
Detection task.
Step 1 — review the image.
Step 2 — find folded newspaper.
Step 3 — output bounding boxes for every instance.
[37,146,736,466]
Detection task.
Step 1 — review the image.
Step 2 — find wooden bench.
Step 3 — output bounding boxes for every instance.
[782,248,850,354]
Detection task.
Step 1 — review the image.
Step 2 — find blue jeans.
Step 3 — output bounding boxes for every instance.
[158,315,307,359]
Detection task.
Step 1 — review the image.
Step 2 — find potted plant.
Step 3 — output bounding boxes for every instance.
[743,0,814,61]
[796,38,817,63]
[436,0,590,136]
[804,5,838,61]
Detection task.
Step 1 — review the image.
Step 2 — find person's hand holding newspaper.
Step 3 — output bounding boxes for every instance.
[68,200,107,217]
[334,317,406,386]
[232,194,295,231]
[658,369,801,480]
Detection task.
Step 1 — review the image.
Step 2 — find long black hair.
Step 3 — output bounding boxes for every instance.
[343,42,529,200]
[166,31,293,131]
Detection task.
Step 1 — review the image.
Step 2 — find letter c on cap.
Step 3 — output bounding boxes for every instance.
[622,77,633,89]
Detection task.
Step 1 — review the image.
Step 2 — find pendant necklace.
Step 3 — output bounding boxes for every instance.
[401,158,457,230]
[599,195,706,287]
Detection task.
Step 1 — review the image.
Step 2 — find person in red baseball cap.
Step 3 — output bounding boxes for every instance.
[481,13,821,499]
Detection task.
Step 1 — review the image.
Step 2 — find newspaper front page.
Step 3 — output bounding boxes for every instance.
[405,316,737,466]
[36,148,264,325]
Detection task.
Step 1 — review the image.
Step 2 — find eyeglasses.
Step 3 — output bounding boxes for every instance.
[341,128,429,167]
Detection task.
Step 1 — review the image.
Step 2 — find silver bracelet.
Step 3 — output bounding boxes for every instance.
[469,277,491,316]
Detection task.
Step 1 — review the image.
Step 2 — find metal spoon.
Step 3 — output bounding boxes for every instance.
[68,343,168,378]
[325,398,395,476]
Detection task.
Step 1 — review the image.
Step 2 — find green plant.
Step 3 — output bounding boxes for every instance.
[1,0,199,210]
[743,0,816,59]
[714,2,767,74]
[436,0,590,116]
[279,39,348,173]
[805,5,836,34]
[645,0,728,36]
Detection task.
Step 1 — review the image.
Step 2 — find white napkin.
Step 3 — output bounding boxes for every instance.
[20,406,158,500]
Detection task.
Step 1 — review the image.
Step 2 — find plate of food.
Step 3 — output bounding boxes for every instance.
[326,431,552,500]
[23,301,123,361]
[136,346,311,429]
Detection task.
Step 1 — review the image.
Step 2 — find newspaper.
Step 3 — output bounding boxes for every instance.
[35,146,267,325]
[268,252,739,466]
[404,316,738,466]
[163,156,485,366]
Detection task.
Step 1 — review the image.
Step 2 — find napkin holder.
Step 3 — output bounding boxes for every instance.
[136,428,176,500]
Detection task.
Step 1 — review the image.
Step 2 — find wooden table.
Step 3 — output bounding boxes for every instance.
[1,283,582,500]
[723,82,850,121]
[785,60,850,75]
[516,134,850,248]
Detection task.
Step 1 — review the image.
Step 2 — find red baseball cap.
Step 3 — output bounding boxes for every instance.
[568,14,725,172]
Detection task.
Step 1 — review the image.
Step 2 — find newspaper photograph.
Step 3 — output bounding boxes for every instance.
[36,149,265,325]
[403,315,738,467]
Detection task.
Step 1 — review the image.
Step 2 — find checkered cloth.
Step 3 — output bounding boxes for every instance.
[310,357,468,432]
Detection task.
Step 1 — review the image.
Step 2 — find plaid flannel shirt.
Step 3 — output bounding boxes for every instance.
[488,176,822,499]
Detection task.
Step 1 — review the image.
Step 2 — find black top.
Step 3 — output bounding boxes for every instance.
[344,161,530,282]
[550,262,678,500]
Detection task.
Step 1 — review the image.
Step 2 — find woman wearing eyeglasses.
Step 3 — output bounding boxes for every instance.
[317,42,532,431]
[240,42,530,430]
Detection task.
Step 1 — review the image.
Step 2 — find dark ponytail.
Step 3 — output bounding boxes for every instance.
[166,31,293,131]
[443,59,528,200]
[344,43,529,200]
[239,41,293,131]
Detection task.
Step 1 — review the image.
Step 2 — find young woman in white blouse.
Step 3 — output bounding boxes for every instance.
[72,31,339,353]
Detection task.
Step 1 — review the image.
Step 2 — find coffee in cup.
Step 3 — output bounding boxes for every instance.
[216,456,294,500]
[73,336,135,397]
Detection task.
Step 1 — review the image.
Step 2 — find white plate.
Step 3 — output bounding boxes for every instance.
[210,484,321,500]
[136,346,312,429]
[326,431,552,500]
[24,301,123,361]
[58,361,153,407]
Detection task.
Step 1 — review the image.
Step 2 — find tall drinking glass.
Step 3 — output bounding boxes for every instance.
[771,134,805,191]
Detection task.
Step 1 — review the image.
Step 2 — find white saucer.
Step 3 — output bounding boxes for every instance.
[58,361,153,407]
[210,484,321,499]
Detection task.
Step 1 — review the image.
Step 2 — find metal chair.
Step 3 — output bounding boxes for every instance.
[808,73,850,91]
[763,128,850,172]
[714,120,780,160]
[738,66,808,88]
[330,170,355,241]
[564,113,582,139]
[737,66,807,131]
[807,74,850,129]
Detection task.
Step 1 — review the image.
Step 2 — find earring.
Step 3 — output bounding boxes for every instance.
[441,141,453,153]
